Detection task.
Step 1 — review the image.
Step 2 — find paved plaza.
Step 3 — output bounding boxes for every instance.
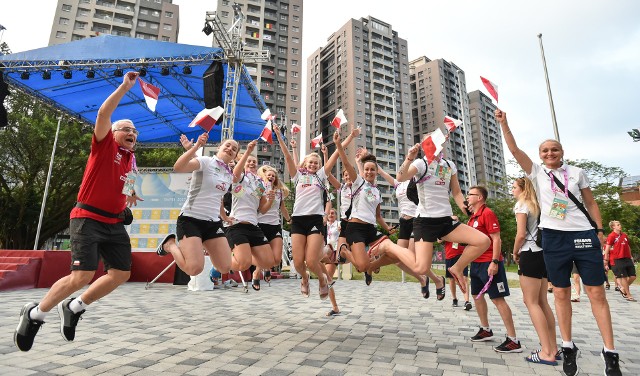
[1,278,638,375]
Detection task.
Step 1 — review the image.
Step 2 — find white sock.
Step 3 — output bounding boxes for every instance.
[603,346,617,353]
[483,326,491,331]
[29,306,47,321]
[508,335,518,343]
[562,340,574,349]
[69,297,87,313]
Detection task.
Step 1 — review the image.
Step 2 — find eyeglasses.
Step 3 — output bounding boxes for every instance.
[467,193,481,197]
[115,127,139,136]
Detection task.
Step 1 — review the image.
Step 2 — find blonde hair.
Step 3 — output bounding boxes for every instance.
[299,152,322,170]
[609,220,620,229]
[515,177,540,217]
[257,165,290,198]
[538,139,563,151]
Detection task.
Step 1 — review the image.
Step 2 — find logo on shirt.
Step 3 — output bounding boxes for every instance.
[216,228,224,234]
[114,152,123,165]
[311,226,318,232]
[492,223,498,229]
[72,260,81,266]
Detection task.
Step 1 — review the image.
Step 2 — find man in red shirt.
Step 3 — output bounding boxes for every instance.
[466,186,521,353]
[15,72,144,352]
[443,217,472,310]
[604,220,636,301]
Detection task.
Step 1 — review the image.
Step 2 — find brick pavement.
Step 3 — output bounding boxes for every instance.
[1,279,638,375]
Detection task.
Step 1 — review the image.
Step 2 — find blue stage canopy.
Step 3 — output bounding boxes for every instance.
[0,35,266,144]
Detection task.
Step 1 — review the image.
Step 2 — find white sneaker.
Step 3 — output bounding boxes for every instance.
[223,279,238,288]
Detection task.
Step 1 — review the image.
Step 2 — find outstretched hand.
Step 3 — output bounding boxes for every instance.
[247,139,258,152]
[407,143,420,160]
[126,192,144,207]
[195,132,209,149]
[123,71,139,90]
[495,109,507,124]
[180,134,194,150]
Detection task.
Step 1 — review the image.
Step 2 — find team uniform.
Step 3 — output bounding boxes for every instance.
[345,175,385,246]
[514,202,546,279]
[338,182,353,238]
[607,231,635,279]
[395,180,417,241]
[445,242,469,278]
[290,168,328,237]
[258,182,284,242]
[226,171,269,247]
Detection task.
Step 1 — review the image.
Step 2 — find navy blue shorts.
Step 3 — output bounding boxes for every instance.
[470,260,510,299]
[541,228,605,288]
[445,254,469,277]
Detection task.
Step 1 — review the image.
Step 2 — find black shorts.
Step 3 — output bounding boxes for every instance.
[517,250,547,279]
[470,260,510,299]
[226,223,269,247]
[69,218,131,272]
[445,254,469,277]
[612,258,636,278]
[176,215,226,242]
[413,216,461,243]
[258,223,283,242]
[339,219,349,238]
[398,217,414,240]
[346,222,385,246]
[291,215,326,237]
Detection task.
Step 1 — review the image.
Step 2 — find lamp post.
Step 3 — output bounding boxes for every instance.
[34,115,62,249]
[537,33,560,142]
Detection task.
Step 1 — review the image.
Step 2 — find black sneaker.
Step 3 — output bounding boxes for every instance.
[364,272,372,286]
[562,344,579,376]
[57,298,85,341]
[601,349,622,376]
[452,299,459,307]
[494,336,523,353]
[464,301,473,311]
[470,327,494,342]
[14,302,44,352]
[156,233,176,256]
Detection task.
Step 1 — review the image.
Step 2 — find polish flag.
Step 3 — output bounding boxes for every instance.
[480,76,499,103]
[310,134,323,149]
[331,109,348,129]
[291,123,301,135]
[259,121,273,144]
[444,116,462,133]
[261,108,276,121]
[188,106,224,132]
[421,128,447,164]
[138,78,160,112]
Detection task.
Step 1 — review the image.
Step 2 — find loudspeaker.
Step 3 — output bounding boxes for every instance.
[203,61,224,124]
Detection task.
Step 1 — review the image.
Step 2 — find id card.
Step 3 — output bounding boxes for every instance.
[121,171,137,196]
[232,184,245,198]
[365,188,377,202]
[549,196,569,220]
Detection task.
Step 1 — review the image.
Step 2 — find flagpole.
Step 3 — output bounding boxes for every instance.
[456,70,474,190]
[537,33,560,142]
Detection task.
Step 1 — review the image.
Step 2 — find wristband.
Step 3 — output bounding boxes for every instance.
[596,228,604,233]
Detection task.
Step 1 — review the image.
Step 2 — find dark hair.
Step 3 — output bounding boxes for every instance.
[469,185,488,200]
[360,154,377,166]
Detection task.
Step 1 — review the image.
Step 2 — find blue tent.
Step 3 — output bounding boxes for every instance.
[0,35,266,144]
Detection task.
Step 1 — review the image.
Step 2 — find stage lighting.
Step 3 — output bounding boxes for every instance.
[63,71,72,79]
[114,68,124,77]
[139,67,147,77]
[42,70,52,80]
[161,66,170,76]
[202,22,213,36]
[20,71,30,80]
[86,69,95,78]
[182,65,192,75]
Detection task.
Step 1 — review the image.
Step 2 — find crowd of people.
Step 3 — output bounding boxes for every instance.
[13,72,630,376]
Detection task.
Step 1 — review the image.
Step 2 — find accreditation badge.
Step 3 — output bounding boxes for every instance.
[121,171,137,196]
[549,196,569,220]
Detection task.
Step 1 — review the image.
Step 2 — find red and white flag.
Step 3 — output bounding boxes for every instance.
[261,108,276,121]
[310,134,323,149]
[421,128,447,164]
[331,109,348,129]
[260,121,273,144]
[291,123,301,135]
[188,106,224,132]
[138,78,160,112]
[480,76,499,103]
[444,116,462,133]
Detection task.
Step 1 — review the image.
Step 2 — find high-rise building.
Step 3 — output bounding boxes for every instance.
[307,16,413,223]
[49,0,179,46]
[468,90,507,198]
[409,56,476,193]
[212,0,303,172]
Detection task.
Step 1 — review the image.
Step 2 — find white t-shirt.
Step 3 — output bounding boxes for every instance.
[292,168,328,216]
[395,180,418,217]
[339,182,353,219]
[349,175,381,225]
[514,201,542,253]
[258,185,283,226]
[327,220,340,249]
[529,163,592,231]
[230,171,265,225]
[181,156,233,221]
[411,157,457,218]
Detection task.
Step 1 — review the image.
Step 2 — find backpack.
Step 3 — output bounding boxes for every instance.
[406,158,428,205]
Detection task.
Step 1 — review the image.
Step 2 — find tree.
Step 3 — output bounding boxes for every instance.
[0,90,92,249]
[136,147,183,168]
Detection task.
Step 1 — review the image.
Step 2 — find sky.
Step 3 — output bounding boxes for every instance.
[1,0,639,176]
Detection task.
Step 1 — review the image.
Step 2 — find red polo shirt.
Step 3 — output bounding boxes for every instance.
[467,204,502,263]
[606,231,632,265]
[444,241,465,259]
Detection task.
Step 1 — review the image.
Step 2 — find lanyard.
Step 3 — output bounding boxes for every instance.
[215,158,233,175]
[118,147,137,173]
[548,168,569,197]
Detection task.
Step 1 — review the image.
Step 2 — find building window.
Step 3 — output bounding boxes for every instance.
[59,17,69,25]
[56,31,67,39]
[291,95,298,102]
[280,25,287,32]
[292,37,299,44]
[293,15,299,22]
[61,4,71,12]
[154,0,161,3]
[292,26,299,33]
[291,83,298,89]
[291,60,298,66]
[291,71,298,77]
[291,107,298,114]
[165,11,173,18]
[293,4,300,11]
[278,47,286,54]
[279,36,287,43]
[278,71,286,78]
[152,10,160,17]
[291,48,299,54]
[74,21,87,30]
[149,23,159,29]
[163,24,172,30]
[138,20,147,27]
[140,8,149,15]
[280,14,288,21]
[162,36,170,41]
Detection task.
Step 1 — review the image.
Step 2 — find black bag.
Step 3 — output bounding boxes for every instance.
[75,202,133,225]
[120,207,134,225]
[406,158,428,205]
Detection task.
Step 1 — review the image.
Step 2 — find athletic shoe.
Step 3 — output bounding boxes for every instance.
[470,327,494,342]
[601,349,622,376]
[561,344,579,376]
[14,302,44,352]
[464,301,473,311]
[209,267,222,283]
[452,298,459,307]
[494,336,523,353]
[57,298,85,341]
[223,279,238,288]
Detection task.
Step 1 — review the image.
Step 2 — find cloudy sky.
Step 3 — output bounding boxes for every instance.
[2,0,638,175]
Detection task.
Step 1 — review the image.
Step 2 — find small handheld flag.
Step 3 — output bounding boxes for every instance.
[310,134,323,149]
[421,128,447,164]
[480,76,499,103]
[291,123,301,135]
[444,116,462,133]
[259,121,273,144]
[189,106,224,132]
[138,78,160,112]
[261,108,276,121]
[331,109,348,129]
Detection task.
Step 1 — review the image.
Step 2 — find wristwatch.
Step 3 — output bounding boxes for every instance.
[596,228,604,233]
[491,259,499,264]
